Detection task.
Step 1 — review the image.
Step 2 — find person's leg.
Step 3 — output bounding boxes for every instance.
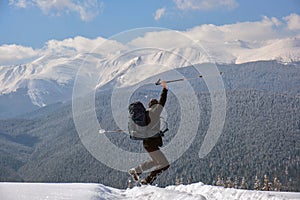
[137,147,169,174]
[128,141,158,181]
[138,144,158,172]
[141,139,170,184]
[141,149,170,184]
[149,163,170,178]
[147,148,169,169]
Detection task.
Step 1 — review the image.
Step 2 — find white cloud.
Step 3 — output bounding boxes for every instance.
[0,36,129,66]
[129,15,291,50]
[9,0,104,21]
[9,0,28,8]
[154,7,166,21]
[128,30,192,49]
[44,36,127,55]
[0,44,40,66]
[284,13,300,31]
[45,36,104,53]
[185,15,286,43]
[1,14,300,66]
[173,0,238,10]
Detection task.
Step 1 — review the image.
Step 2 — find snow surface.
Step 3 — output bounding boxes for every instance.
[1,182,299,200]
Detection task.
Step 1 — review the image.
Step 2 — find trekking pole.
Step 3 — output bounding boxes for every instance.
[99,129,123,134]
[155,72,223,85]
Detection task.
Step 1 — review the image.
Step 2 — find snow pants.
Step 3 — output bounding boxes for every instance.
[140,137,170,178]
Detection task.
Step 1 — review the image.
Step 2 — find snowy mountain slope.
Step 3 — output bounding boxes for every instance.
[0,35,299,118]
[231,37,300,64]
[202,37,300,64]
[1,182,299,200]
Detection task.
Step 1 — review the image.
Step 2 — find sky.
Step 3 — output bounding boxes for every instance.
[1,0,299,48]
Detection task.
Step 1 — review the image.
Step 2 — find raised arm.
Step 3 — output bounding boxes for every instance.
[158,81,168,107]
[149,81,168,117]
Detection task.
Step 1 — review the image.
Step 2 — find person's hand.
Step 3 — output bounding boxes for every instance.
[160,80,167,89]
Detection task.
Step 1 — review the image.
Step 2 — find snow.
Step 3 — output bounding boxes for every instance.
[201,37,300,64]
[0,29,299,117]
[1,182,299,200]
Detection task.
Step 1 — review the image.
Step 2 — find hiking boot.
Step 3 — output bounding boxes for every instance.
[128,168,141,182]
[140,175,157,185]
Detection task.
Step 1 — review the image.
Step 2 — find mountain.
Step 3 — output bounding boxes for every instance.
[0,35,299,118]
[1,182,300,200]
[0,62,299,192]
[206,37,300,64]
[0,32,299,193]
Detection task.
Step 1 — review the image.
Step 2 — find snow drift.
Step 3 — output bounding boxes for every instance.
[1,182,299,200]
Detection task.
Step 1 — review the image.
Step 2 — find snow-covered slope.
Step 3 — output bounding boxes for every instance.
[1,182,299,200]
[208,37,300,64]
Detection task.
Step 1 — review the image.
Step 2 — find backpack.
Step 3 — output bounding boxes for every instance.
[128,101,168,140]
[128,101,149,126]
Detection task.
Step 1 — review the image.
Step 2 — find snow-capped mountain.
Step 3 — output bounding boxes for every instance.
[202,37,300,64]
[0,35,299,118]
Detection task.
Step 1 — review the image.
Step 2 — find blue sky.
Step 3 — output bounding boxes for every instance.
[1,0,299,48]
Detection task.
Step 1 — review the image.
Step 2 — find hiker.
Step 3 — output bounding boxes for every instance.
[128,80,170,185]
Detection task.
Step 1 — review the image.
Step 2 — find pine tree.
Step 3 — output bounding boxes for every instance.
[240,177,248,189]
[262,174,271,191]
[187,177,191,185]
[216,175,224,186]
[254,175,260,190]
[225,177,232,188]
[273,177,281,191]
[127,179,132,189]
[233,177,239,189]
[180,176,184,185]
[175,176,180,186]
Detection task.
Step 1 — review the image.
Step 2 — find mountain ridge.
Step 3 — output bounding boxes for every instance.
[0,59,299,118]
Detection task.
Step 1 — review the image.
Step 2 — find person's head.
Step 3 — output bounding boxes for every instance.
[148,98,158,108]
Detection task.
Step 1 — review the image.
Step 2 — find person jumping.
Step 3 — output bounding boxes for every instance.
[128,81,170,185]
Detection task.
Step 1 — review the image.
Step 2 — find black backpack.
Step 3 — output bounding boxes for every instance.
[128,101,168,140]
[128,101,149,127]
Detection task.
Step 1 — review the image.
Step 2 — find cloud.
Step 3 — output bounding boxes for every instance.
[1,14,299,66]
[284,13,300,31]
[0,44,40,66]
[126,14,300,55]
[128,30,192,49]
[9,0,28,8]
[173,0,238,11]
[0,36,129,66]
[154,7,166,21]
[45,36,127,55]
[9,0,104,21]
[184,15,287,43]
